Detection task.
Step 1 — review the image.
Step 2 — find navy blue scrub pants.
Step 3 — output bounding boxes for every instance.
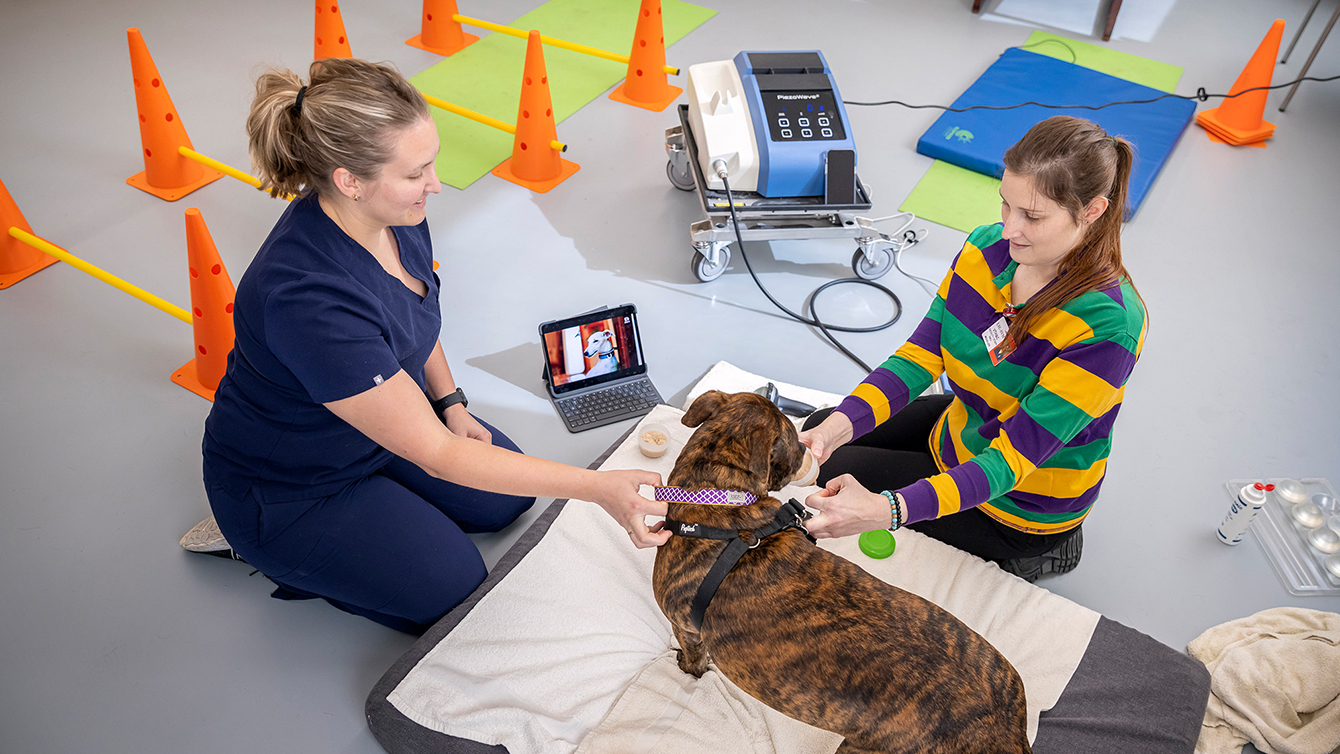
[207,416,535,634]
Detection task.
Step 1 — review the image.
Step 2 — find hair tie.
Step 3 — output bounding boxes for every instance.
[290,85,308,118]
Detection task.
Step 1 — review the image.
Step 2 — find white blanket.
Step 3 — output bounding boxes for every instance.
[1189,607,1340,754]
[388,361,1100,753]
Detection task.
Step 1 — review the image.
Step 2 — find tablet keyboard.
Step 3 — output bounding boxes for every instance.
[555,378,662,431]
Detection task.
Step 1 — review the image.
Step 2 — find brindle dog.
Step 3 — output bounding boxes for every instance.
[653,390,1032,754]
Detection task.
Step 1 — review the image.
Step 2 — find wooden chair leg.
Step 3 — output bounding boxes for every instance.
[1102,0,1123,41]
[973,0,984,13]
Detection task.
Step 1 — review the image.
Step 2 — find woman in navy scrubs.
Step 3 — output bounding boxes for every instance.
[198,58,668,634]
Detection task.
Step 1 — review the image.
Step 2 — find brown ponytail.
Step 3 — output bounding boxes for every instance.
[246,58,429,199]
[1001,116,1140,347]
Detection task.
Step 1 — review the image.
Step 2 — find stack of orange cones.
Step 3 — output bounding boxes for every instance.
[609,0,681,112]
[1196,19,1285,148]
[315,0,353,60]
[492,30,579,193]
[125,28,223,201]
[0,179,59,289]
[171,208,236,401]
[406,0,478,56]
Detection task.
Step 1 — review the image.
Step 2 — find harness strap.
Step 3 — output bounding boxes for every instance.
[667,499,815,631]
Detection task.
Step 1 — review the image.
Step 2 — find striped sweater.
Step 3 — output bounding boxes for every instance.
[835,224,1146,534]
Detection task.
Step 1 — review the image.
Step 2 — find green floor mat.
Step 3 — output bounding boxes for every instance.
[410,0,716,190]
[899,31,1184,233]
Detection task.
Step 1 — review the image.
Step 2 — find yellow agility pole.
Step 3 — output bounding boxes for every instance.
[7,227,192,325]
[420,92,568,153]
[453,15,679,76]
[178,147,295,201]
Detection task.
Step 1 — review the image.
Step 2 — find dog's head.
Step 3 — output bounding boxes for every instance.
[679,390,806,493]
[583,330,614,357]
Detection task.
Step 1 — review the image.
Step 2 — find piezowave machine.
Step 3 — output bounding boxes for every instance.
[666,51,904,282]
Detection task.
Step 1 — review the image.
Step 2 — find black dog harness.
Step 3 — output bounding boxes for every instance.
[664,498,815,631]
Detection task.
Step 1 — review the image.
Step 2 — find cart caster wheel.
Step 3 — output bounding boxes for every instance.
[693,246,731,282]
[667,160,695,191]
[852,247,893,280]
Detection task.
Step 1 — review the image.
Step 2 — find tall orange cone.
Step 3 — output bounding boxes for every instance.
[314,0,353,60]
[0,179,59,289]
[608,0,682,111]
[406,0,478,56]
[171,209,236,401]
[1196,19,1285,148]
[125,28,224,201]
[491,30,579,193]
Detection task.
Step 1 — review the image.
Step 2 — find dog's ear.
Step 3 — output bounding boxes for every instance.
[768,416,806,490]
[682,390,728,428]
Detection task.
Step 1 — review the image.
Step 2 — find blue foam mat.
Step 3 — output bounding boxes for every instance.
[916,48,1196,217]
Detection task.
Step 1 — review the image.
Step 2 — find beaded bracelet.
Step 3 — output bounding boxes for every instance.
[880,490,903,532]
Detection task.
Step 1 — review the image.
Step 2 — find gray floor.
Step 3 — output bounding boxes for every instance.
[2,0,1337,751]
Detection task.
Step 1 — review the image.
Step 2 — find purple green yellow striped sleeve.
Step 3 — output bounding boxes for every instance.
[834,271,952,437]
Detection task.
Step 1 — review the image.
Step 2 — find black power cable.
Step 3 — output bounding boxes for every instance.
[844,41,1340,113]
[717,171,903,373]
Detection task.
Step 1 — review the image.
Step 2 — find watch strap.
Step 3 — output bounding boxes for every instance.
[431,388,467,417]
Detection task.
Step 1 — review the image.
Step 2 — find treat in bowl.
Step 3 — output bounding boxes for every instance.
[639,424,671,458]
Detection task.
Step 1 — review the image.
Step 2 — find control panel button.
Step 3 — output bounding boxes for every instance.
[801,128,812,138]
[818,117,830,126]
[780,128,792,138]
[798,117,810,127]
[821,128,833,137]
[778,118,789,127]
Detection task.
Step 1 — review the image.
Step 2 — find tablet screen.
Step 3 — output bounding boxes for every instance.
[541,305,646,394]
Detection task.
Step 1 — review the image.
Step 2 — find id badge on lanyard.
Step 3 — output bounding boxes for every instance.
[982,316,1016,366]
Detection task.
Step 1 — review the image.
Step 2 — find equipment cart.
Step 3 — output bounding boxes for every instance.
[666,104,901,283]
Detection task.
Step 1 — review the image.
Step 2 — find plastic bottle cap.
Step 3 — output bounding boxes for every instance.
[1241,484,1268,505]
[859,529,896,559]
[1265,484,1276,491]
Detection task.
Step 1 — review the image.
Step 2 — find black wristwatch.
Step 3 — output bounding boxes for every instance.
[431,388,467,418]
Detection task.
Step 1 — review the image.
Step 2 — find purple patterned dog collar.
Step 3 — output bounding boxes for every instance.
[654,486,758,506]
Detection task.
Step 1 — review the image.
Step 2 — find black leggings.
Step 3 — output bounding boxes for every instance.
[803,396,1076,562]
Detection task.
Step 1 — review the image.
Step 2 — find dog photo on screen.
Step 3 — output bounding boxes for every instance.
[544,315,636,386]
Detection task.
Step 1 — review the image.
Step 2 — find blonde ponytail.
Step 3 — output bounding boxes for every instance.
[246,58,429,199]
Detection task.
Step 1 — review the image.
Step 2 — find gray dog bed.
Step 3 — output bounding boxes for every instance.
[366,417,1208,753]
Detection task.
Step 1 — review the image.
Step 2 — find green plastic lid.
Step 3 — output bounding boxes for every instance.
[859,529,896,559]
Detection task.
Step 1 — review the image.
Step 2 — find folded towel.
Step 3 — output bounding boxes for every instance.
[574,651,844,754]
[1188,607,1340,754]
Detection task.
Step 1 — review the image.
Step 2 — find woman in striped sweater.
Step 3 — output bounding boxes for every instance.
[799,116,1146,581]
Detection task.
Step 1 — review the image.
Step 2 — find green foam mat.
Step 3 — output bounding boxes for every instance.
[410,0,716,190]
[899,31,1184,233]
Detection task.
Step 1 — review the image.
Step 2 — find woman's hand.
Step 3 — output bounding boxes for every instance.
[443,405,491,443]
[797,411,854,466]
[588,469,670,548]
[804,474,892,539]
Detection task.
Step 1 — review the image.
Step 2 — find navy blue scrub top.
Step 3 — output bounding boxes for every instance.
[203,193,442,502]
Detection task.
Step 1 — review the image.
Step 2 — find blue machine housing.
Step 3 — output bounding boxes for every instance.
[733,51,857,198]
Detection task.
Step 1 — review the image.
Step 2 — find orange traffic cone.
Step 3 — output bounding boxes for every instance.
[171,208,236,401]
[1197,19,1285,148]
[491,30,579,193]
[125,29,224,201]
[315,0,353,60]
[406,0,478,56]
[0,179,59,289]
[608,0,682,112]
